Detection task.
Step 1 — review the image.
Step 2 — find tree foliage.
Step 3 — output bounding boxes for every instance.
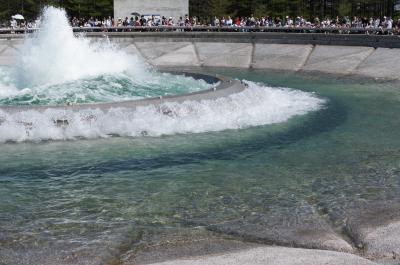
[0,0,397,23]
[190,0,397,21]
[0,0,113,22]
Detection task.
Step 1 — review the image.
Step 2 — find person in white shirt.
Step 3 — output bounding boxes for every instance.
[374,18,380,28]
[106,16,112,28]
[10,19,17,29]
[214,16,220,27]
[226,16,233,26]
[387,18,393,29]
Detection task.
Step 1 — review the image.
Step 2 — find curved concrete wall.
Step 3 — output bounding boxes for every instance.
[1,33,400,79]
[0,73,245,114]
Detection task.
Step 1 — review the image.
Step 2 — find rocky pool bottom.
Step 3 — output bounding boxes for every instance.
[0,69,400,265]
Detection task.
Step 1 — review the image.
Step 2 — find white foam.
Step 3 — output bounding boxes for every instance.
[0,7,325,142]
[0,81,325,143]
[14,6,146,88]
[0,7,213,104]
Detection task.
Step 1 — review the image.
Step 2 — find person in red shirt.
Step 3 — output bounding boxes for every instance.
[235,17,241,27]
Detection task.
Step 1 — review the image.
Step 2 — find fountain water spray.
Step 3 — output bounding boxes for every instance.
[0,7,325,142]
[15,6,144,88]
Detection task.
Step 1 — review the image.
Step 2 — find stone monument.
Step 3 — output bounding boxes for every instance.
[114,0,189,20]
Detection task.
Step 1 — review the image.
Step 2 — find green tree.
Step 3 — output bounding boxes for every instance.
[337,1,352,17]
[0,0,397,24]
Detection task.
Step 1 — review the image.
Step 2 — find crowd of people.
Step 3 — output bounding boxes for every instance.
[2,14,400,34]
[70,14,400,32]
[212,15,399,31]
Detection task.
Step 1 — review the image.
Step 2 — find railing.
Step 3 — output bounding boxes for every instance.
[0,26,398,35]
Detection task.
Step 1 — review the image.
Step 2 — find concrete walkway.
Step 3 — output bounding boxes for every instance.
[146,247,376,265]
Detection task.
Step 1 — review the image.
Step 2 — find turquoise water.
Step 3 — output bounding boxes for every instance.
[0,66,212,105]
[1,70,400,264]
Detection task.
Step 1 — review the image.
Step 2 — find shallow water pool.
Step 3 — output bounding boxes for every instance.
[0,69,399,264]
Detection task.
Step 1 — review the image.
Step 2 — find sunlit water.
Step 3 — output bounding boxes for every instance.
[0,66,214,105]
[1,6,400,265]
[0,6,211,105]
[0,7,323,143]
[1,70,400,264]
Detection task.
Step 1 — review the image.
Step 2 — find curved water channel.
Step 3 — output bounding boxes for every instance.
[1,69,399,264]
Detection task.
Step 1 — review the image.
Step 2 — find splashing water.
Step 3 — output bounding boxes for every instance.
[15,6,144,88]
[0,6,211,105]
[0,7,326,142]
[0,81,325,142]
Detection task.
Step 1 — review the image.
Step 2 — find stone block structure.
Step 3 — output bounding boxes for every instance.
[114,0,189,20]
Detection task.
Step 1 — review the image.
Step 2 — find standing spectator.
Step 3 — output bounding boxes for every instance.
[167,17,174,26]
[314,17,320,27]
[87,17,95,27]
[226,16,233,26]
[387,17,393,29]
[178,16,184,27]
[212,16,220,27]
[161,16,167,26]
[122,17,128,26]
[191,16,197,26]
[10,18,17,29]
[105,16,112,27]
[235,17,241,27]
[134,16,141,26]
[140,15,146,26]
[184,15,190,26]
[71,17,79,27]
[374,17,380,28]
[129,17,134,26]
